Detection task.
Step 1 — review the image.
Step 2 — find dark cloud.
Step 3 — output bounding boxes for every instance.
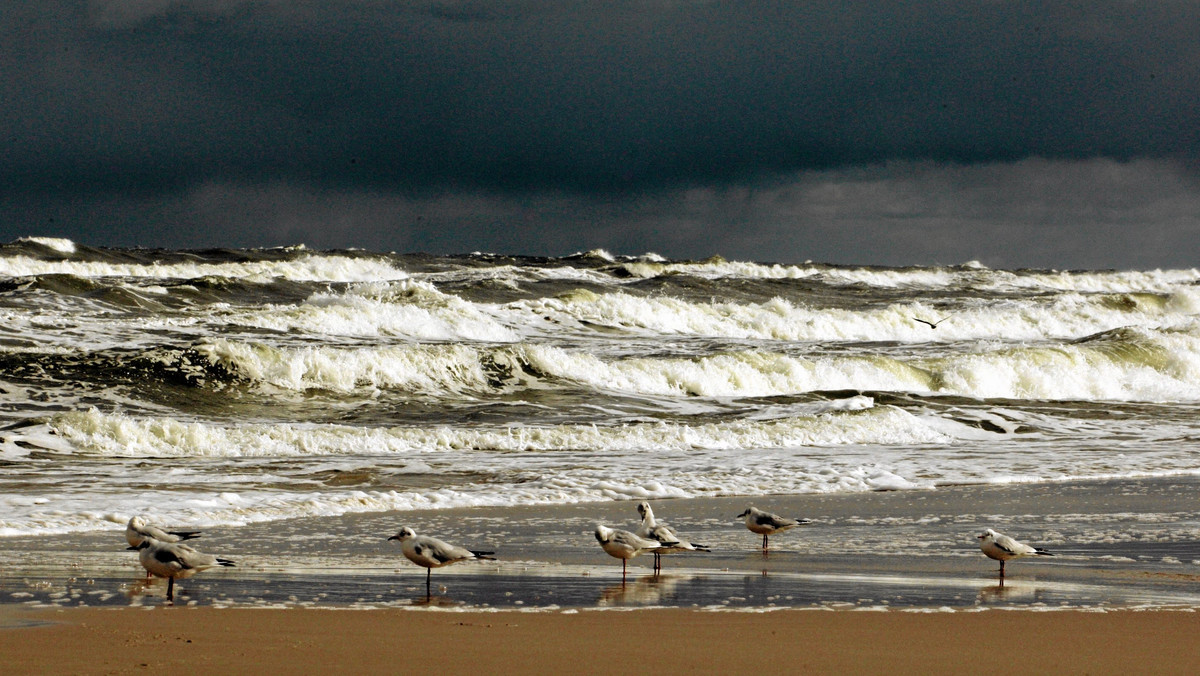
[7,159,1199,269]
[3,2,1200,266]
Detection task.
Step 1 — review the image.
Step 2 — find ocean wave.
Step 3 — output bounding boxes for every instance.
[38,402,960,459]
[8,319,1200,404]
[191,339,531,394]
[125,323,1200,401]
[231,280,520,342]
[614,258,1200,294]
[0,251,408,283]
[13,236,77,254]
[513,287,1194,344]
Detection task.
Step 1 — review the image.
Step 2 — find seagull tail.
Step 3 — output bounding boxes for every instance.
[692,544,712,552]
[1034,548,1054,557]
[169,530,202,541]
[216,558,236,567]
[470,550,496,560]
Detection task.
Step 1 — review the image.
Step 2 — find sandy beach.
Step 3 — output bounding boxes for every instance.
[2,477,1199,672]
[3,606,1200,674]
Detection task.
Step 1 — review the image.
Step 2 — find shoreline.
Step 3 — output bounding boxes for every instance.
[2,606,1199,674]
[2,476,1199,612]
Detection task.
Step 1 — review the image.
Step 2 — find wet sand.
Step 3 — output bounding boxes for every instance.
[1,477,1198,612]
[3,606,1200,675]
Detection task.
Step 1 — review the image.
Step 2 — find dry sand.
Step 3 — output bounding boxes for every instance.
[2,607,1199,674]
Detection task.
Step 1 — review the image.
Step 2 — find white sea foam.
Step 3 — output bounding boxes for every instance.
[131,320,1200,402]
[42,403,952,459]
[0,253,408,282]
[234,280,519,341]
[14,237,78,254]
[192,339,522,394]
[514,288,1192,345]
[615,258,1200,294]
[3,400,1199,535]
[414,264,617,287]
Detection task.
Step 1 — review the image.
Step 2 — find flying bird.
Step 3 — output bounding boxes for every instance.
[977,528,1054,578]
[594,524,673,580]
[132,538,234,603]
[387,527,495,593]
[737,506,811,552]
[635,501,709,572]
[912,315,952,329]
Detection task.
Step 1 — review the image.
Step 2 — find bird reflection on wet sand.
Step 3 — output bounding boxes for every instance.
[598,573,689,606]
[977,580,1040,605]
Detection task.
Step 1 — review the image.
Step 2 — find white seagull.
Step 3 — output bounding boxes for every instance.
[132,537,234,603]
[594,524,673,580]
[635,501,709,572]
[387,527,495,592]
[125,516,203,578]
[737,506,811,552]
[125,515,202,547]
[977,528,1054,578]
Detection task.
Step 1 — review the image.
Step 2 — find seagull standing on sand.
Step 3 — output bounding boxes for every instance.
[737,507,811,552]
[595,524,673,580]
[387,527,495,593]
[132,538,234,603]
[125,516,203,578]
[635,501,710,572]
[977,528,1054,578]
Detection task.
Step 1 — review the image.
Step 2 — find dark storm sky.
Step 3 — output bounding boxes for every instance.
[3,1,1200,268]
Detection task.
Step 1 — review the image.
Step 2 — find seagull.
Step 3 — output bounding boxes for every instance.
[635,501,710,572]
[737,506,811,552]
[387,527,495,593]
[125,516,202,547]
[595,524,673,580]
[131,538,234,603]
[912,315,952,329]
[125,516,203,578]
[977,528,1054,578]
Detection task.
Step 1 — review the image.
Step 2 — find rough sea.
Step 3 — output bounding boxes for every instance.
[4,236,1200,539]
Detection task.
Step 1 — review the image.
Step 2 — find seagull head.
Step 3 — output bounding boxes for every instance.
[636,501,651,518]
[736,508,753,519]
[594,524,613,543]
[977,529,998,540]
[388,526,417,542]
[128,515,146,529]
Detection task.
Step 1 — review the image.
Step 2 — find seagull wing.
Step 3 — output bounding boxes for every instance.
[153,547,185,567]
[167,530,202,541]
[424,537,477,564]
[646,523,679,544]
[993,534,1035,556]
[612,529,662,550]
[756,513,796,529]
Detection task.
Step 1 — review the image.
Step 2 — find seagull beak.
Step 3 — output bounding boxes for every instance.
[125,546,138,551]
[387,535,398,541]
